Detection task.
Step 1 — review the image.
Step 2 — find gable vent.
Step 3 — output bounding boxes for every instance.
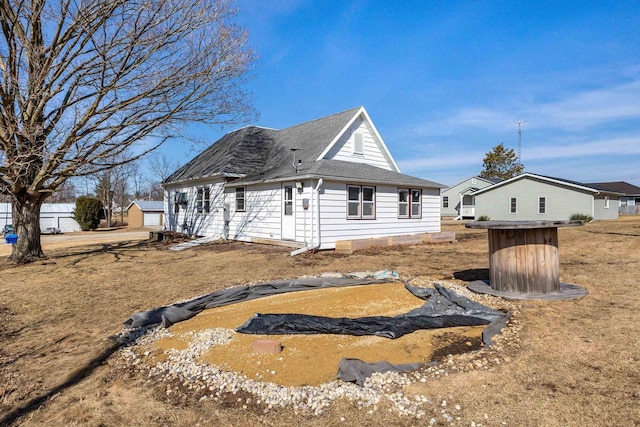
[353,133,364,155]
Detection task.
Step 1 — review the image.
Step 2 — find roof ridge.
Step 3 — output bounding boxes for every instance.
[280,106,362,132]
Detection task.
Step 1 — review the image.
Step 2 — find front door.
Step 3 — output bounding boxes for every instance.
[282,184,296,240]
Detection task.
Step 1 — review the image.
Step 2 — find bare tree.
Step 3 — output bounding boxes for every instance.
[48,179,76,202]
[93,162,129,227]
[148,152,181,183]
[0,0,255,263]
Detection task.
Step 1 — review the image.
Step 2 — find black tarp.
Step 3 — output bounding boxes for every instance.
[236,283,506,340]
[123,277,394,328]
[123,277,509,386]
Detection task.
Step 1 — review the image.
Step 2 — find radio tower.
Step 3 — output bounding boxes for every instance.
[517,120,523,166]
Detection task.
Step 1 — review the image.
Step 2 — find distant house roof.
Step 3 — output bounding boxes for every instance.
[127,200,164,212]
[442,176,501,192]
[584,181,640,196]
[472,173,624,196]
[165,107,443,189]
[40,203,76,213]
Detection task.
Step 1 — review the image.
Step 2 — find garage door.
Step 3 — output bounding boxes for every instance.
[143,213,161,226]
[58,217,81,232]
[40,217,55,229]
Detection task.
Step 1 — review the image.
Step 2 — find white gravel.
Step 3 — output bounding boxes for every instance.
[113,278,522,423]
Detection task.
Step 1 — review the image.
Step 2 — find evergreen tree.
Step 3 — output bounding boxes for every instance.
[480,144,524,180]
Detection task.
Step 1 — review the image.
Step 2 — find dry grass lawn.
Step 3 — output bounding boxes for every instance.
[1,218,639,426]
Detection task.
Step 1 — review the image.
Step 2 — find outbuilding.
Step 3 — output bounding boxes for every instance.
[0,203,81,233]
[127,200,164,227]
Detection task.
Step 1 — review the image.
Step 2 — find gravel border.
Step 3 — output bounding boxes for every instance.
[112,277,523,423]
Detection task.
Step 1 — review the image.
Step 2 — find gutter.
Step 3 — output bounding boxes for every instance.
[291,178,323,256]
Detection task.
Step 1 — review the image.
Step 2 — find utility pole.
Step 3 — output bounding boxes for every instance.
[517,120,523,166]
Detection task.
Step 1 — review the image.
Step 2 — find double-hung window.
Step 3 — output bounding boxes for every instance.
[399,188,422,218]
[196,187,210,213]
[510,197,517,214]
[347,185,375,219]
[235,187,246,212]
[443,196,449,208]
[538,197,546,214]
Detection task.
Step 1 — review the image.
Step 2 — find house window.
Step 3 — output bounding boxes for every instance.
[347,185,375,219]
[204,187,210,213]
[411,190,422,218]
[443,196,449,208]
[235,187,245,212]
[399,189,409,218]
[174,192,187,213]
[399,189,422,218]
[196,187,210,213]
[510,197,517,214]
[353,133,364,155]
[538,197,546,214]
[284,186,293,215]
[604,196,610,209]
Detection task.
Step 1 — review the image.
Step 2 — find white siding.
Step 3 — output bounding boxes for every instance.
[227,182,282,241]
[315,180,441,249]
[322,117,395,171]
[164,178,227,237]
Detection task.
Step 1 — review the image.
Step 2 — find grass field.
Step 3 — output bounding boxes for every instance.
[1,218,639,426]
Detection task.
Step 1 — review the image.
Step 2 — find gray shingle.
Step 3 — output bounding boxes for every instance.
[164,107,442,189]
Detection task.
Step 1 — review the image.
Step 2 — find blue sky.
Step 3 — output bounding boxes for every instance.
[163,0,640,188]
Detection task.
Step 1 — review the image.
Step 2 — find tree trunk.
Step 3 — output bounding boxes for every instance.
[8,196,47,263]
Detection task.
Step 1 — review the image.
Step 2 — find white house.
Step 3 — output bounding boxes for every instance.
[162,106,444,251]
[441,176,500,219]
[0,203,81,233]
[473,173,621,221]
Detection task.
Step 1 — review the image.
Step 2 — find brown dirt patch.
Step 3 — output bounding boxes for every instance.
[1,218,640,426]
[153,282,484,386]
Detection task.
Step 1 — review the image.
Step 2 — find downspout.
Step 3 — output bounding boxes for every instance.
[291,178,323,256]
[592,192,597,219]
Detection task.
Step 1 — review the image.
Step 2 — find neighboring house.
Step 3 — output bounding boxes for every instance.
[584,181,640,215]
[162,106,444,251]
[473,173,620,221]
[127,201,164,227]
[441,176,500,219]
[0,203,81,233]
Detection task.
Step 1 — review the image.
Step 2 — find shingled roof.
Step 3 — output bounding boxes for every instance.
[164,107,443,188]
[584,181,640,196]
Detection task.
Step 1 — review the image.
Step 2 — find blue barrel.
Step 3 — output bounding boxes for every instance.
[4,233,18,244]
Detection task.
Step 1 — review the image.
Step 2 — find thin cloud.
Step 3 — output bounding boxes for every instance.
[404,77,640,136]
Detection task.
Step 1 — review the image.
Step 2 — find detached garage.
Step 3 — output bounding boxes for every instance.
[0,203,81,233]
[127,201,164,227]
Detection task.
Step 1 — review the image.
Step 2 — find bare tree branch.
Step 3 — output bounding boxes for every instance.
[0,0,255,263]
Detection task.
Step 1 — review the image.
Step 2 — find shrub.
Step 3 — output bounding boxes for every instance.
[477,215,491,221]
[570,213,593,222]
[74,197,103,231]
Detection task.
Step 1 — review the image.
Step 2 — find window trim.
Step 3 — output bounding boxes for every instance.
[443,196,449,208]
[411,189,422,219]
[399,188,422,219]
[538,196,546,214]
[352,133,364,155]
[204,187,210,213]
[284,185,293,216]
[196,187,211,214]
[510,197,517,214]
[235,187,246,212]
[347,184,376,220]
